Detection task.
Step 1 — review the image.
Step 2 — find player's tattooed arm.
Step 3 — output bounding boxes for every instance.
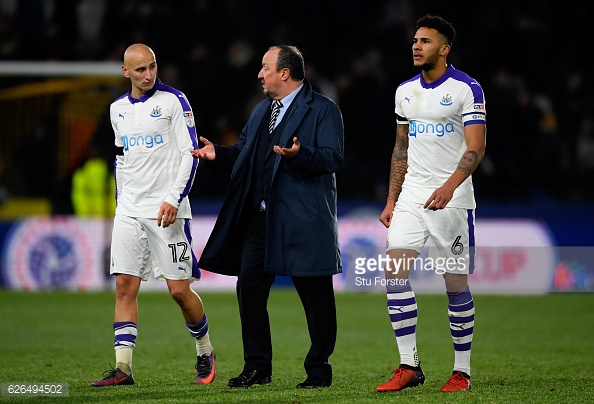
[386,124,409,202]
[459,123,486,176]
[380,124,409,227]
[457,150,479,174]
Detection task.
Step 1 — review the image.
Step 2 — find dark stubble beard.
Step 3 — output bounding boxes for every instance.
[412,50,439,73]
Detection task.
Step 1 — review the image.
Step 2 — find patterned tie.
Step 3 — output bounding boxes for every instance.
[269,100,282,133]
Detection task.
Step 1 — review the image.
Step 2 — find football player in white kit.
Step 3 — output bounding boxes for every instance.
[377,15,486,393]
[92,44,215,387]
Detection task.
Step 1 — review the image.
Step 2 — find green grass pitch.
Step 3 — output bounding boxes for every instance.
[0,290,593,403]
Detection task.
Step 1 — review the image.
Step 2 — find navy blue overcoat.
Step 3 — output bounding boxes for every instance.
[198,80,344,277]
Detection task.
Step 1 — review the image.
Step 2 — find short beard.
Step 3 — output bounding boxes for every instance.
[413,61,436,73]
[412,51,438,73]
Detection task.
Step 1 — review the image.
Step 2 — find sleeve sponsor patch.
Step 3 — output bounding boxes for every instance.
[184,111,195,127]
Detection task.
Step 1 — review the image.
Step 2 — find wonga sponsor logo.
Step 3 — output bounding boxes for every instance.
[409,120,455,137]
[122,134,164,151]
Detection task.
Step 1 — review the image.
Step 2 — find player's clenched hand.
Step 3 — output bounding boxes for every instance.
[379,202,395,228]
[190,136,216,160]
[157,202,178,228]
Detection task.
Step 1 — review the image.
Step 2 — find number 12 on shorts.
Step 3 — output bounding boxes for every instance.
[168,242,189,263]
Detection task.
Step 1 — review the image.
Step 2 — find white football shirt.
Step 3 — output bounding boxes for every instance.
[110,79,199,219]
[394,65,486,208]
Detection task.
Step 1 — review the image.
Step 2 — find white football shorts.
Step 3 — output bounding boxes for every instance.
[386,200,476,274]
[110,214,200,281]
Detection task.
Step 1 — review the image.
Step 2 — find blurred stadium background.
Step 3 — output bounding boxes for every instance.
[0,0,592,293]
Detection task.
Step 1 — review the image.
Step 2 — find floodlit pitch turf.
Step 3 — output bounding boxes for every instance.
[1,290,593,403]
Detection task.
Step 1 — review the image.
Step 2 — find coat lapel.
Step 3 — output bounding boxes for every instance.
[235,100,271,170]
[272,94,310,174]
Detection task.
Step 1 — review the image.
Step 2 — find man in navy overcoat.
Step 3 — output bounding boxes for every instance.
[192,44,344,389]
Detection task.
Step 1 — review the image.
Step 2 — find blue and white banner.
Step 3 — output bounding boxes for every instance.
[2,216,583,294]
[1,217,107,291]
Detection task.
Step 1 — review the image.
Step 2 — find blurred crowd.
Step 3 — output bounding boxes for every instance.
[0,0,591,211]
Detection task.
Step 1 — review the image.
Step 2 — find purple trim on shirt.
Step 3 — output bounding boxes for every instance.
[419,64,455,89]
[154,80,200,202]
[125,80,200,204]
[180,158,199,203]
[415,65,485,105]
[116,79,199,204]
[449,66,485,104]
[126,79,159,104]
[157,80,188,107]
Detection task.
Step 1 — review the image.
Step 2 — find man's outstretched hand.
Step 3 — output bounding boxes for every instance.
[191,136,216,160]
[273,137,300,158]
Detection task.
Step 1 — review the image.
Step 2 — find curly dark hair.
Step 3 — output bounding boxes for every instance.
[416,14,456,46]
[269,45,305,81]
